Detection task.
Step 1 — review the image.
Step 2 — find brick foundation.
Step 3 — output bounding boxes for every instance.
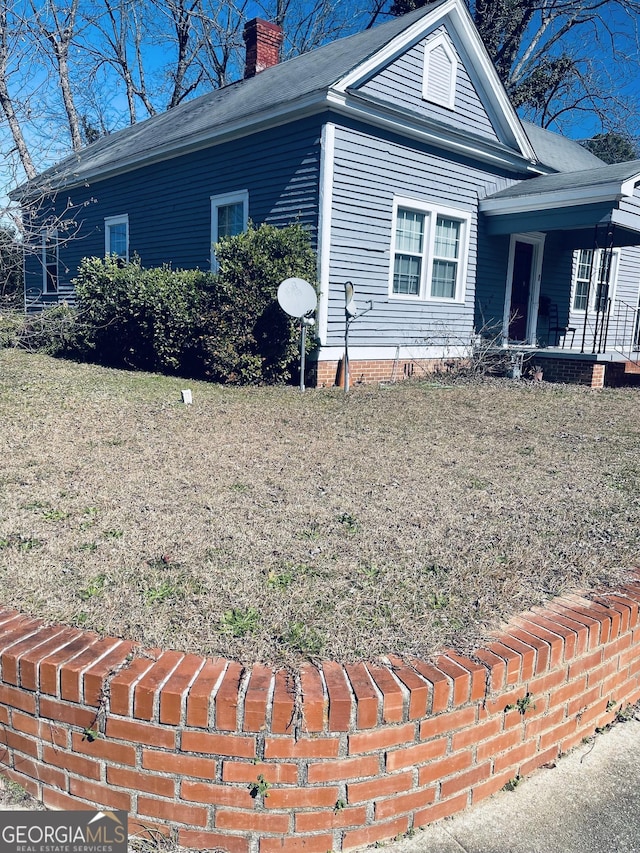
[2,575,640,850]
[313,358,453,388]
[532,356,606,388]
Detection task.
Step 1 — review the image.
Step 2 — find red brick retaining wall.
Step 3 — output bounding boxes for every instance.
[2,574,640,851]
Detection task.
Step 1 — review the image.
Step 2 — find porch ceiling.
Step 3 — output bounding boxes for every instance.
[480,160,640,245]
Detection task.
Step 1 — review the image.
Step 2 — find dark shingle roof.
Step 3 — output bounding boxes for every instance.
[487,158,640,200]
[521,121,605,172]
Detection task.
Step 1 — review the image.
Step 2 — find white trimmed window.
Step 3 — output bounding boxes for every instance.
[41,230,58,293]
[390,199,469,302]
[211,190,249,269]
[422,34,457,109]
[105,214,129,261]
[572,248,619,312]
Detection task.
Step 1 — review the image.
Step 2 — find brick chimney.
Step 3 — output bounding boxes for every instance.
[243,18,284,79]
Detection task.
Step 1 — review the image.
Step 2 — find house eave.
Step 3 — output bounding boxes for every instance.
[480,182,630,216]
[327,89,541,172]
[13,85,542,202]
[11,91,333,198]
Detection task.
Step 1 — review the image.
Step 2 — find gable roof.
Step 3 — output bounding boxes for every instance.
[11,0,607,200]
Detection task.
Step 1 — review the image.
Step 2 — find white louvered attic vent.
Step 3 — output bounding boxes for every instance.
[423,35,457,109]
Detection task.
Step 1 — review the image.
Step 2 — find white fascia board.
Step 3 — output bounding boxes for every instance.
[333,0,536,163]
[620,173,640,196]
[611,208,640,233]
[480,182,627,215]
[445,2,536,161]
[22,76,533,199]
[326,90,535,172]
[334,0,461,92]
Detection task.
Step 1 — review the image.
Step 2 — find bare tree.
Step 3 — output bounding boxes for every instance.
[28,0,83,151]
[0,0,36,178]
[82,0,156,124]
[163,0,202,108]
[192,0,246,89]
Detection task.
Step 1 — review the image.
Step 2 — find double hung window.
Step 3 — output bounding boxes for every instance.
[211,191,249,269]
[390,199,468,301]
[572,248,618,312]
[105,215,129,261]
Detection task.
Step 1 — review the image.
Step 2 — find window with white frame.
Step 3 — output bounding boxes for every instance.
[390,199,468,301]
[211,191,248,269]
[42,230,58,293]
[422,34,457,109]
[572,248,619,312]
[105,214,129,261]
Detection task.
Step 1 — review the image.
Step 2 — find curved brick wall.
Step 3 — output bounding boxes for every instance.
[1,574,640,852]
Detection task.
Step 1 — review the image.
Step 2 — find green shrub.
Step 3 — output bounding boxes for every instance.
[39,222,317,385]
[73,257,214,374]
[198,222,317,385]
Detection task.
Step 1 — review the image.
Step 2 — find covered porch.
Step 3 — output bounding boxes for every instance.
[479,160,640,385]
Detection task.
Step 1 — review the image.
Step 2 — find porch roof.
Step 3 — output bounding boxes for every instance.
[480,159,640,246]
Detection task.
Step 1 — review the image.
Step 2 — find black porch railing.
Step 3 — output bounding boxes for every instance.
[609,299,640,360]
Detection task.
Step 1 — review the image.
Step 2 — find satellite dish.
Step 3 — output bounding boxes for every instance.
[277,278,317,318]
[345,281,357,317]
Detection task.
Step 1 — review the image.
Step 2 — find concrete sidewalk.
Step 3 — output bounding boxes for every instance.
[385,716,640,853]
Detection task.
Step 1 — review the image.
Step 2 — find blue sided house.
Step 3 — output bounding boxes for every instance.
[13,0,640,387]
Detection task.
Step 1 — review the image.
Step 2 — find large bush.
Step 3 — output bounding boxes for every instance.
[199,222,317,384]
[31,223,317,384]
[73,257,213,374]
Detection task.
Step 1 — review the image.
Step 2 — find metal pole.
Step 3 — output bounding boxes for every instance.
[344,314,350,394]
[300,320,306,392]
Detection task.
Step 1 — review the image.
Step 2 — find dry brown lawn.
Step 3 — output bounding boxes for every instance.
[0,349,638,666]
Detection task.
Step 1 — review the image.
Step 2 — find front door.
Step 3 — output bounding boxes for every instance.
[509,241,533,341]
[503,233,544,345]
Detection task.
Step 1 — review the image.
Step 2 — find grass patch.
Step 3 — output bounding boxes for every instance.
[0,350,638,666]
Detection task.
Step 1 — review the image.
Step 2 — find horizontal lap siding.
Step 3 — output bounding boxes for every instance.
[618,187,640,219]
[474,219,509,336]
[25,118,323,302]
[538,233,574,347]
[327,121,515,348]
[358,27,498,142]
[539,237,640,353]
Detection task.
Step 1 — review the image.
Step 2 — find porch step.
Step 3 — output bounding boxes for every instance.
[623,358,640,375]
